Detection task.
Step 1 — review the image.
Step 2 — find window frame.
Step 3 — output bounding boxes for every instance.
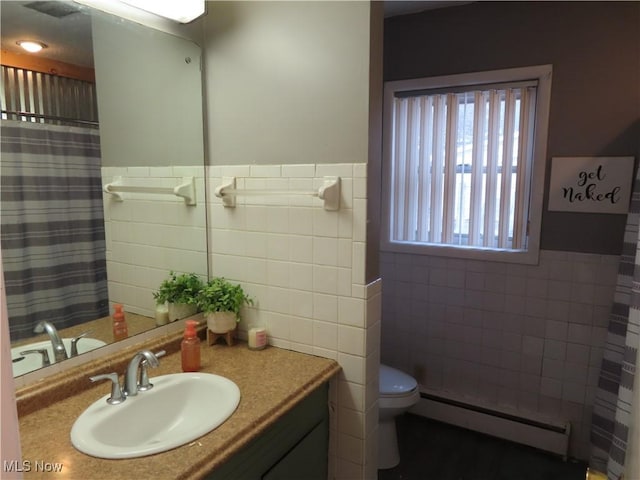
[381,65,552,265]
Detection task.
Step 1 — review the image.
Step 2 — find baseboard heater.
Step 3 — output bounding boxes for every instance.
[410,391,571,460]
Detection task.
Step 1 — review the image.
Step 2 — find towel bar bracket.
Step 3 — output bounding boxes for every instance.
[319,176,340,211]
[216,177,237,208]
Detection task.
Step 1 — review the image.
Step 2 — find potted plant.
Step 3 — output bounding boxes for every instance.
[153,271,204,321]
[197,277,253,342]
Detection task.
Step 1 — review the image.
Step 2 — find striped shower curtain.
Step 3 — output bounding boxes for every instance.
[0,120,109,340]
[590,167,640,478]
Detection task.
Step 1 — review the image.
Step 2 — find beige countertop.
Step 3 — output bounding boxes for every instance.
[16,333,340,479]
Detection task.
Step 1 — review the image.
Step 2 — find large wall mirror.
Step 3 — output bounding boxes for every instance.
[1,1,207,378]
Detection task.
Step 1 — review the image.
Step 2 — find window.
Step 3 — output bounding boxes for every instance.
[382,66,552,264]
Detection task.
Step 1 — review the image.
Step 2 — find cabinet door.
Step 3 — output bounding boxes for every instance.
[262,417,328,480]
[205,384,329,480]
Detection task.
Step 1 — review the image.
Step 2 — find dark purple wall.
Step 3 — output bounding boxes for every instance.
[384,1,640,255]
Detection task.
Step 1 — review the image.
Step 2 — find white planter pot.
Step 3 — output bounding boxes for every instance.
[206,311,237,333]
[168,303,198,322]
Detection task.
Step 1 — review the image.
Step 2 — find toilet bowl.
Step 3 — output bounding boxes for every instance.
[378,364,420,470]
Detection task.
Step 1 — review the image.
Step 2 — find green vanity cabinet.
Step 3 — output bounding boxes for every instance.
[206,383,330,480]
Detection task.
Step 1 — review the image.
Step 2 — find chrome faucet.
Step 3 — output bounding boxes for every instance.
[123,350,163,397]
[36,321,68,363]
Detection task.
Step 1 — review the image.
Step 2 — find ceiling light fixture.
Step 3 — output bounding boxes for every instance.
[17,40,48,53]
[119,0,205,23]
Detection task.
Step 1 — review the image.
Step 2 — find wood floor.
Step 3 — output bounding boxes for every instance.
[378,414,587,480]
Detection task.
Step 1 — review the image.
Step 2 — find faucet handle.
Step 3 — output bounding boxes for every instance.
[90,373,125,405]
[70,330,93,357]
[138,350,166,391]
[19,348,51,367]
[153,349,167,360]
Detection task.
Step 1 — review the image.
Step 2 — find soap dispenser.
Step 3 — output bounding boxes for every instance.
[181,320,201,372]
[112,303,128,341]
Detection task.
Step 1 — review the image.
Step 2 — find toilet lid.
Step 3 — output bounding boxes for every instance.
[379,364,417,395]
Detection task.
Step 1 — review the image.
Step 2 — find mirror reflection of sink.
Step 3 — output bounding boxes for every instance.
[11,338,106,377]
[70,372,241,459]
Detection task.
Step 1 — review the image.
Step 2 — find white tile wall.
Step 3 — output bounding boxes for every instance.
[40,162,380,478]
[102,166,208,317]
[207,163,380,478]
[381,249,618,460]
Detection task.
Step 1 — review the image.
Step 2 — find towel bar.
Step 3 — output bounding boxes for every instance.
[215,176,340,211]
[103,176,196,206]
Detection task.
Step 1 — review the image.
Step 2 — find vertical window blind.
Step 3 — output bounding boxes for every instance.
[389,81,538,251]
[1,66,99,126]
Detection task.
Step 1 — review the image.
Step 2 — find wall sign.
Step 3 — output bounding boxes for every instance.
[548,156,634,213]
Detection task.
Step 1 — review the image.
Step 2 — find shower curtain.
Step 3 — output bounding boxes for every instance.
[590,167,640,479]
[0,120,109,341]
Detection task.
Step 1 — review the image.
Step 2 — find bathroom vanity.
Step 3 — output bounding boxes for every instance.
[15,330,340,479]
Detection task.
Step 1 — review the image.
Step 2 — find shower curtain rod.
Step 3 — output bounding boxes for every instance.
[1,110,99,127]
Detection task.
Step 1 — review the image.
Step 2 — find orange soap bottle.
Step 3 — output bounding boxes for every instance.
[112,303,128,341]
[181,320,201,372]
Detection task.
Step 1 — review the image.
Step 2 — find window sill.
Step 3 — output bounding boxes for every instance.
[381,240,540,265]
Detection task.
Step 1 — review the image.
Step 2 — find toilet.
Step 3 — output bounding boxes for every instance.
[378,364,421,470]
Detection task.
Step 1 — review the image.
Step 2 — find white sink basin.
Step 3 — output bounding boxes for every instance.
[70,372,241,459]
[11,338,106,377]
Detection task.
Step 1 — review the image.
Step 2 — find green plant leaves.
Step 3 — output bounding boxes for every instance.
[152,271,204,305]
[153,273,252,319]
[196,277,253,318]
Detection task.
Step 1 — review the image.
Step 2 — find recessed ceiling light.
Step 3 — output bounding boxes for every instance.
[17,40,47,53]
